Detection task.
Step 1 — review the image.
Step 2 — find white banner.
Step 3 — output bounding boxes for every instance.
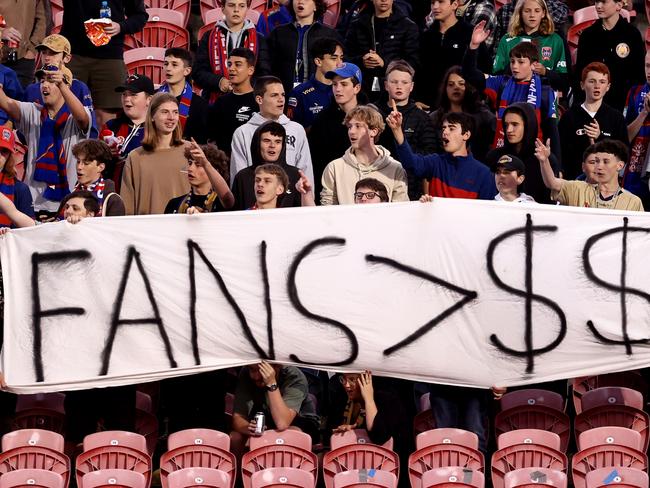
[3,199,650,393]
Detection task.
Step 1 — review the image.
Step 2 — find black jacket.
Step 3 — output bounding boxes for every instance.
[269,22,341,95]
[345,9,419,96]
[61,0,148,59]
[183,92,209,144]
[231,163,302,210]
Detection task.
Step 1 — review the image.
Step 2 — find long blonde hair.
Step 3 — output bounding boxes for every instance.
[508,0,554,37]
[141,93,184,152]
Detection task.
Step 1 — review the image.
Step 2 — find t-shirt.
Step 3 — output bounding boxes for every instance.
[492,32,567,75]
[495,192,536,203]
[17,102,93,212]
[207,91,257,155]
[552,180,643,211]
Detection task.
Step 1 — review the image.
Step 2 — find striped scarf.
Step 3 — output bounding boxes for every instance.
[33,104,71,201]
[0,173,15,228]
[493,74,543,148]
[74,177,106,206]
[159,82,193,130]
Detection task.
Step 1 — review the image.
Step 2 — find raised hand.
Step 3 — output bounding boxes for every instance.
[534,138,551,162]
[470,20,491,49]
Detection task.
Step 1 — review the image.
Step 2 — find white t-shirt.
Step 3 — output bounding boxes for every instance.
[494,192,537,203]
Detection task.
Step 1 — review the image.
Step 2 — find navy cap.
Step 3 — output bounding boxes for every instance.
[115,74,155,95]
[325,62,362,84]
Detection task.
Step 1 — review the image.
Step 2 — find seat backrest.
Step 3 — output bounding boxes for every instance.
[168,429,230,451]
[585,467,649,488]
[571,444,648,488]
[420,467,484,488]
[408,445,484,488]
[144,0,191,26]
[497,430,561,451]
[572,6,599,24]
[250,430,312,452]
[124,8,189,50]
[123,47,166,85]
[75,441,152,488]
[581,387,644,412]
[242,445,318,488]
[495,405,570,452]
[419,393,431,413]
[200,0,217,22]
[82,431,148,454]
[500,390,564,412]
[503,467,567,488]
[322,0,340,28]
[251,467,315,488]
[578,426,643,452]
[574,405,650,452]
[323,444,398,488]
[330,430,393,451]
[491,444,568,488]
[160,445,236,488]
[167,467,231,488]
[15,394,65,414]
[0,446,70,488]
[2,429,65,452]
[416,429,479,451]
[81,469,147,488]
[0,469,65,488]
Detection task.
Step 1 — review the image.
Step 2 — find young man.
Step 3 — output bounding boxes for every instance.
[321,105,408,205]
[377,60,436,200]
[494,154,535,202]
[309,63,364,199]
[0,65,92,219]
[579,145,599,183]
[230,76,313,186]
[464,22,560,160]
[574,0,644,111]
[158,48,209,143]
[388,110,496,199]
[207,48,257,155]
[193,0,269,104]
[250,163,290,209]
[536,138,643,211]
[559,62,627,180]
[287,37,344,129]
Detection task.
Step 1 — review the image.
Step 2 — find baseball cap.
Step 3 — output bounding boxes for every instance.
[36,34,72,55]
[115,74,155,95]
[35,64,73,85]
[325,63,363,84]
[0,127,15,153]
[496,154,526,174]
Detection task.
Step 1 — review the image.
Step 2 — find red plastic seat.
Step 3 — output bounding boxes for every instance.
[500,390,564,412]
[574,405,649,452]
[168,429,231,451]
[495,405,570,452]
[242,445,317,488]
[491,444,567,488]
[573,373,648,415]
[0,469,64,488]
[2,430,64,453]
[332,469,397,488]
[323,444,398,488]
[198,8,261,40]
[416,429,479,451]
[251,467,315,488]
[13,134,26,181]
[49,0,64,18]
[144,0,192,27]
[135,392,152,414]
[160,444,236,488]
[81,469,147,488]
[124,47,166,86]
[585,467,649,488]
[419,393,431,413]
[420,467,484,488]
[503,467,567,488]
[414,410,436,437]
[409,444,484,488]
[250,430,312,452]
[571,444,647,488]
[50,11,64,35]
[497,430,561,451]
[0,448,70,488]
[330,430,393,451]
[166,467,231,488]
[124,8,190,50]
[322,0,340,28]
[581,388,644,411]
[200,0,218,22]
[577,427,643,452]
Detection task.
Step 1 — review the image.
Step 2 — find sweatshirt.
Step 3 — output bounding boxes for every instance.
[230,112,314,185]
[320,145,409,205]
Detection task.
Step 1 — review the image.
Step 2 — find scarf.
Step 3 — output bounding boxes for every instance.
[33,104,71,201]
[0,173,15,228]
[74,177,107,206]
[159,82,193,130]
[208,24,258,103]
[342,399,366,427]
[493,74,543,148]
[176,190,218,214]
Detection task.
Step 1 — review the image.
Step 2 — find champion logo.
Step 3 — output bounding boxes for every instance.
[238,106,251,113]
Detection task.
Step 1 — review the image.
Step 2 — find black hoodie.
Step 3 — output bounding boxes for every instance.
[486,102,559,203]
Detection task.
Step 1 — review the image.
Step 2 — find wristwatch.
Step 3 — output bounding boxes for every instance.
[266,383,278,392]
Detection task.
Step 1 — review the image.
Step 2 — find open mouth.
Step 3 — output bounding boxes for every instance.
[442,137,450,146]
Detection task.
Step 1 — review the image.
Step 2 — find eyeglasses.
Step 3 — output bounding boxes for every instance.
[339,375,360,386]
[354,191,379,200]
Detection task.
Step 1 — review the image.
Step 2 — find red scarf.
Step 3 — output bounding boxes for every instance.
[0,173,15,228]
[74,177,107,206]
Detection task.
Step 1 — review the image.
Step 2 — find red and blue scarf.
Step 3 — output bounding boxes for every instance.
[33,104,71,201]
[493,74,543,148]
[159,82,193,130]
[74,177,106,206]
[0,173,15,228]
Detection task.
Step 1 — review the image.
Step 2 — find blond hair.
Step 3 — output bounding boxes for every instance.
[508,0,554,37]
[344,105,386,138]
[141,93,184,151]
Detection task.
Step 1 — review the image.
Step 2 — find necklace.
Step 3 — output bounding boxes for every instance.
[593,184,621,209]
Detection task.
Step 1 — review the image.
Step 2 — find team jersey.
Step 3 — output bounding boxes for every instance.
[492,32,567,75]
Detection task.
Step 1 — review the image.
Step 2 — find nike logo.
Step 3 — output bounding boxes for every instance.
[238,106,250,113]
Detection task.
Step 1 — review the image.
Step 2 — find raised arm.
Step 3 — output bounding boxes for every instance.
[535,138,564,192]
[295,170,315,206]
[258,362,297,431]
[188,140,235,209]
[0,193,35,228]
[48,70,90,132]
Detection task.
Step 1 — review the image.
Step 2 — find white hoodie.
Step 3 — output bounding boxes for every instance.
[230,112,314,185]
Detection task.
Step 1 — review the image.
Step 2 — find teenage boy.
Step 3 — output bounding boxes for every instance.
[321,105,408,205]
[463,21,560,160]
[309,63,364,199]
[536,138,643,211]
[377,60,436,200]
[494,154,535,203]
[387,109,496,199]
[579,145,599,183]
[251,163,290,209]
[158,48,209,143]
[298,173,390,205]
[559,62,627,180]
[574,0,644,111]
[194,0,270,104]
[208,48,258,154]
[256,0,292,36]
[0,65,92,218]
[287,38,344,129]
[230,76,313,185]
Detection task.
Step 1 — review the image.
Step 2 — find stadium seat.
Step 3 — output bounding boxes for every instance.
[135,391,153,414]
[420,467,484,488]
[333,469,397,488]
[409,441,483,488]
[242,445,317,488]
[198,8,261,41]
[2,429,64,452]
[574,402,649,452]
[168,429,231,451]
[323,444,398,488]
[416,429,479,451]
[75,431,151,488]
[503,467,567,488]
[251,467,316,488]
[572,373,648,415]
[167,467,231,488]
[51,11,63,35]
[0,469,65,488]
[124,47,166,87]
[577,427,643,452]
[414,410,435,437]
[571,443,647,488]
[81,469,148,488]
[322,0,341,28]
[585,467,649,488]
[330,430,393,451]
[50,0,64,18]
[144,0,192,27]
[581,387,644,411]
[419,393,431,413]
[494,402,571,452]
[13,134,26,181]
[500,389,564,412]
[160,438,236,488]
[497,430,562,452]
[250,429,312,452]
[200,0,218,22]
[491,443,567,488]
[124,8,190,50]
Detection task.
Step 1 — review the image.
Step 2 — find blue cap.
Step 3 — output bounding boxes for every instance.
[325,63,362,84]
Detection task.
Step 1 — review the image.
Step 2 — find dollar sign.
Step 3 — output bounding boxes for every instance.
[486,214,566,374]
[583,217,650,354]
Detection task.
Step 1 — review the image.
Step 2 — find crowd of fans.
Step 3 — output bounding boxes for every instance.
[0,0,648,477]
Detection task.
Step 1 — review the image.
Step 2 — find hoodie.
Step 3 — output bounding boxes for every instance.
[320,145,409,205]
[230,112,314,185]
[486,102,559,204]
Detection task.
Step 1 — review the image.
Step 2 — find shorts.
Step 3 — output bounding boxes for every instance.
[68,55,126,111]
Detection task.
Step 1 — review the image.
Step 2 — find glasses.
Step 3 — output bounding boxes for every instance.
[339,375,360,386]
[354,191,379,200]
